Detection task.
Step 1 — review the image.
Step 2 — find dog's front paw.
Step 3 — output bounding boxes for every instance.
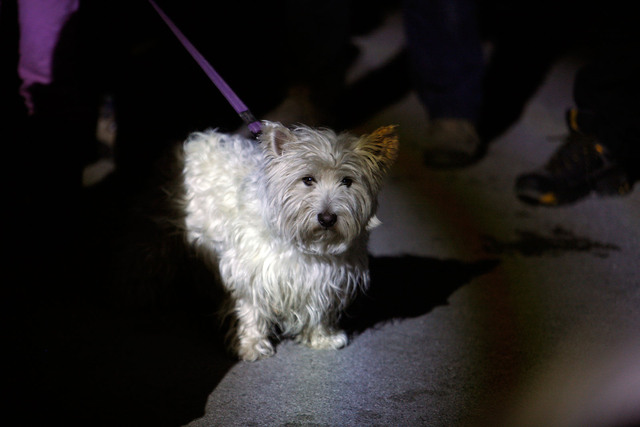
[237,336,275,361]
[298,328,348,350]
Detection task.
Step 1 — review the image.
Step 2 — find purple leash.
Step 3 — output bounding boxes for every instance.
[148,0,262,136]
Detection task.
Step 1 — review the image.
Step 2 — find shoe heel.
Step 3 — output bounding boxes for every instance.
[594,168,632,196]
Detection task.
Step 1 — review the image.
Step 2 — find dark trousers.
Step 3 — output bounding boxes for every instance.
[573,36,640,178]
[403,0,483,122]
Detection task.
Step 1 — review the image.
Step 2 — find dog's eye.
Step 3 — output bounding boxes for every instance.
[302,176,316,186]
[340,177,353,188]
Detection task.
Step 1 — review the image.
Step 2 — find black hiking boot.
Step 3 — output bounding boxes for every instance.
[515,131,631,206]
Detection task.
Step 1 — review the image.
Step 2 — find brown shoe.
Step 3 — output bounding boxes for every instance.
[422,118,481,168]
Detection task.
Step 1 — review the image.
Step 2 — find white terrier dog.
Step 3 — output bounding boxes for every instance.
[180,121,398,361]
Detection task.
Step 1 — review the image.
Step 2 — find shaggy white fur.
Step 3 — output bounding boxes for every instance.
[181,121,398,361]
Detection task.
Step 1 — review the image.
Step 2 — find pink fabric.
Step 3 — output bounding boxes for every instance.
[17,0,79,114]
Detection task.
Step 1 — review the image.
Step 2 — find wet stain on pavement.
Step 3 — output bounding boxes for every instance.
[482,226,620,258]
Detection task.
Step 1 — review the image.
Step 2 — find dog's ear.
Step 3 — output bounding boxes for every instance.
[259,121,296,156]
[357,125,399,172]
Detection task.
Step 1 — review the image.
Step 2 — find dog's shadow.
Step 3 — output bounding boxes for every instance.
[343,255,499,333]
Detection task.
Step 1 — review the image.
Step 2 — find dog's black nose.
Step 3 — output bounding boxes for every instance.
[317,212,337,228]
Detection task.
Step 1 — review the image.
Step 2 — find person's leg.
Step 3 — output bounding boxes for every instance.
[404,0,483,121]
[572,52,640,179]
[17,0,98,205]
[403,0,484,168]
[265,0,351,127]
